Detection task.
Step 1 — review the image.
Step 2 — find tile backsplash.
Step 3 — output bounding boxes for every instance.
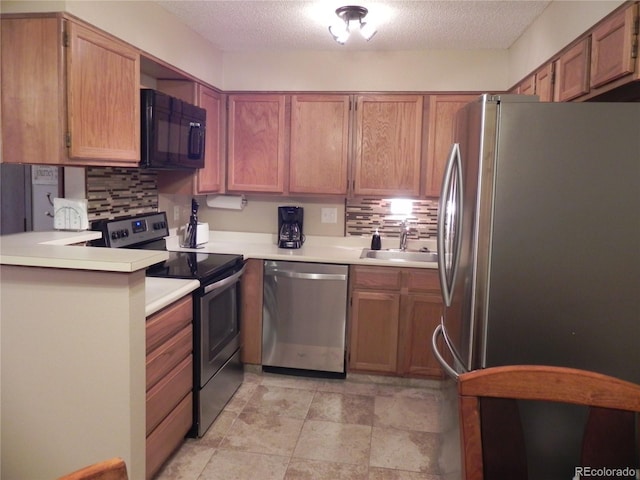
[86,167,158,221]
[85,168,438,239]
[346,197,439,239]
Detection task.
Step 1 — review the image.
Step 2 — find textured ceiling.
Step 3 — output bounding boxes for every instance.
[156,0,551,52]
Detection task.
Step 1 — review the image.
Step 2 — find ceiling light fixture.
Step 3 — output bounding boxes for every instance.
[329,5,377,45]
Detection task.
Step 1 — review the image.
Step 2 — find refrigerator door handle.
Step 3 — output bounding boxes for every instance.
[437,143,463,307]
[432,324,460,380]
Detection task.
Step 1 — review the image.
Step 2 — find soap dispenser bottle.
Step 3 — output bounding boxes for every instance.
[371,228,382,250]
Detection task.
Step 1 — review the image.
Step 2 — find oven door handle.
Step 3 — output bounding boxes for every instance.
[203,265,246,294]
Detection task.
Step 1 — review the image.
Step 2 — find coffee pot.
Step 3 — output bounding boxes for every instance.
[278,206,304,249]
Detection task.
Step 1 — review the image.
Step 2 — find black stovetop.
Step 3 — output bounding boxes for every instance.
[146,251,243,283]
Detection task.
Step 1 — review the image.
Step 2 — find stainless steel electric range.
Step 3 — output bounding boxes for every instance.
[92,211,245,437]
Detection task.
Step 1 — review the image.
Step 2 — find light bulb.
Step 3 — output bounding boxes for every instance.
[360,21,377,41]
[329,23,350,44]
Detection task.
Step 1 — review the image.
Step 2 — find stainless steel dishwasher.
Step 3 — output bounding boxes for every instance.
[262,260,349,374]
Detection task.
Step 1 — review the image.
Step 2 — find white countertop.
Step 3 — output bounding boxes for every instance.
[145,277,200,317]
[167,230,438,269]
[0,230,168,272]
[0,229,436,317]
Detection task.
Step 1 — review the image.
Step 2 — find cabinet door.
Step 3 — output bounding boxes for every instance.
[1,17,66,164]
[289,95,350,195]
[398,293,444,378]
[425,95,475,197]
[196,86,225,193]
[535,63,555,102]
[349,290,400,373]
[555,37,591,101]
[227,94,286,193]
[590,3,638,88]
[66,21,140,163]
[353,95,423,196]
[519,74,536,96]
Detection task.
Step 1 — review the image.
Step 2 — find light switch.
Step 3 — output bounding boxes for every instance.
[321,207,338,224]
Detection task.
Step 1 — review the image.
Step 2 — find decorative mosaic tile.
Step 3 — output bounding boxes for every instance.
[86,167,158,221]
[346,197,438,239]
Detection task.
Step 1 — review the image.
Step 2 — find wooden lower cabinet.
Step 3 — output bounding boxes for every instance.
[349,290,400,373]
[348,265,444,379]
[240,258,263,364]
[146,393,193,479]
[399,292,445,377]
[145,295,193,479]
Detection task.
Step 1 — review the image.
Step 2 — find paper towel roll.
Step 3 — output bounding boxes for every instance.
[206,195,246,210]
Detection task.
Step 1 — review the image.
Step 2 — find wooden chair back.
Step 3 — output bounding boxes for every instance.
[458,365,640,480]
[56,457,128,480]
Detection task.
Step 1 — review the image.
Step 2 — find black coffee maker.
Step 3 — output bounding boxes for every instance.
[278,206,304,249]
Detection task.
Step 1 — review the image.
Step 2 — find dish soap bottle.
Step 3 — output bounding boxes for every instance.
[371,228,382,250]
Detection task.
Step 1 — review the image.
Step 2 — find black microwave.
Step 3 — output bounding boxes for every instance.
[140,89,206,169]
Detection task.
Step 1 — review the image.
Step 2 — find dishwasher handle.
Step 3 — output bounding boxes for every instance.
[264,266,347,281]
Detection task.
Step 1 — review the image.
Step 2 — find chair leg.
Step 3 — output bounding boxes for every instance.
[581,407,636,468]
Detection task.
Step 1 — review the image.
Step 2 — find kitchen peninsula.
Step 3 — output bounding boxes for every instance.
[0,231,192,480]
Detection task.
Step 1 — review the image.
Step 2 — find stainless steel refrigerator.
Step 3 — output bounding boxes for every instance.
[432,94,640,479]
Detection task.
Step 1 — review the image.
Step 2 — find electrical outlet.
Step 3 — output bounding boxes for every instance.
[173,206,180,221]
[321,207,338,224]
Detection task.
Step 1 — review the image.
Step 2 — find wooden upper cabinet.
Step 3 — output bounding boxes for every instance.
[227,94,287,193]
[196,85,224,193]
[66,21,139,163]
[512,64,554,101]
[425,94,475,197]
[555,37,591,102]
[535,63,555,102]
[1,14,140,166]
[353,95,423,197]
[289,94,350,195]
[2,16,66,164]
[590,3,639,88]
[518,74,536,96]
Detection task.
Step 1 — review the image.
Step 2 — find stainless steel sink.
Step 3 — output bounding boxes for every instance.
[359,248,438,263]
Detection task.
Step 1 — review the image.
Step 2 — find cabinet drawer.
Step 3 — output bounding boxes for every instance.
[405,269,440,293]
[146,296,192,353]
[146,355,193,435]
[351,265,402,290]
[146,324,192,391]
[146,392,192,480]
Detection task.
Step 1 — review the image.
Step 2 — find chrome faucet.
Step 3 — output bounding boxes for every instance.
[399,220,410,251]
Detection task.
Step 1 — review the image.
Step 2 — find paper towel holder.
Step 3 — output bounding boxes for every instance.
[205,194,247,210]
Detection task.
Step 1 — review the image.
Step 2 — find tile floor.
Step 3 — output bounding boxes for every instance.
[156,370,461,480]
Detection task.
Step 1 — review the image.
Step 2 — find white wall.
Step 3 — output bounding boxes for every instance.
[222,49,508,91]
[1,1,623,92]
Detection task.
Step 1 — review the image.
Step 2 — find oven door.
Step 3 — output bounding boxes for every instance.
[197,266,245,387]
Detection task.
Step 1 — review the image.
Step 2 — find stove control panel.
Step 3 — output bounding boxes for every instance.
[101,212,169,248]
